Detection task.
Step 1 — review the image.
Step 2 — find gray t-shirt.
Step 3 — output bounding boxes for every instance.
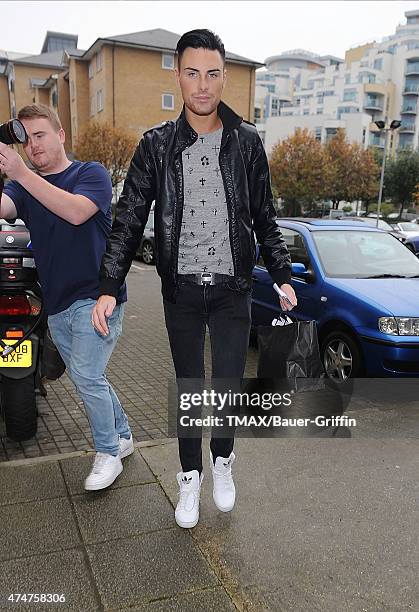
[178,128,234,276]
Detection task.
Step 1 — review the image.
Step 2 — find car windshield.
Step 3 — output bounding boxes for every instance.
[312,230,419,278]
[399,222,419,231]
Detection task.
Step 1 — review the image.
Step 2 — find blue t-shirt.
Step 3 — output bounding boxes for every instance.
[4,160,127,315]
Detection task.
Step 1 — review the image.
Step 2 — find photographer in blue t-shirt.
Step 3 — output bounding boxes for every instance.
[0,104,134,490]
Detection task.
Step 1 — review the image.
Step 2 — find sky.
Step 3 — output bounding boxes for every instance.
[1,1,418,63]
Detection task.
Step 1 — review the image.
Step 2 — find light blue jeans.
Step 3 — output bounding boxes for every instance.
[48,298,131,456]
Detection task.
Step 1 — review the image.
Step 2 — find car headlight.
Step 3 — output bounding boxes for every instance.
[379,317,419,335]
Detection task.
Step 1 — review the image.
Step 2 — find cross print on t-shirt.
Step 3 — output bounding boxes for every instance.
[214,189,219,197]
[199,137,205,144]
[212,144,220,154]
[214,167,220,177]
[200,199,206,206]
[185,151,191,159]
[201,220,207,228]
[190,209,195,216]
[200,177,206,187]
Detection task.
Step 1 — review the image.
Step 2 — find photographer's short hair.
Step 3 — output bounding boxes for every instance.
[176,29,225,67]
[17,104,62,132]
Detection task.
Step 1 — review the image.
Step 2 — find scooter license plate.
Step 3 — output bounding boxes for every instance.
[0,340,32,367]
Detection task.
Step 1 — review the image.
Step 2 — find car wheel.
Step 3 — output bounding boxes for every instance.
[141,240,155,265]
[321,331,363,381]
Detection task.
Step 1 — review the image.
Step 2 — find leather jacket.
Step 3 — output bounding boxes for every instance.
[99,101,291,302]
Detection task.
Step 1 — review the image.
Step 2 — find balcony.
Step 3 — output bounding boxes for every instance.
[403,84,419,95]
[405,62,419,75]
[364,97,384,111]
[399,123,416,133]
[401,104,417,114]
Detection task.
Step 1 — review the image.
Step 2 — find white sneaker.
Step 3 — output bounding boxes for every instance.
[175,470,203,529]
[119,434,135,459]
[210,451,236,512]
[84,452,123,491]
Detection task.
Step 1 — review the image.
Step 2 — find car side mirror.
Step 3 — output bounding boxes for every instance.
[291,262,315,282]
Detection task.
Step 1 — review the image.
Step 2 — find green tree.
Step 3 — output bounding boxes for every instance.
[384,150,419,217]
[269,128,327,217]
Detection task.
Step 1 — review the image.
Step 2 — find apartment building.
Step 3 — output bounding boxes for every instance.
[0,29,261,152]
[258,9,419,156]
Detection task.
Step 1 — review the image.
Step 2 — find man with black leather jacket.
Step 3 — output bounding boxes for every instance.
[93,29,297,528]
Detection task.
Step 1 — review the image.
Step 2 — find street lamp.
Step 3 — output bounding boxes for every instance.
[373,119,402,227]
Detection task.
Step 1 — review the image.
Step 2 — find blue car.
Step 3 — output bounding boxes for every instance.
[405,234,419,256]
[252,219,419,379]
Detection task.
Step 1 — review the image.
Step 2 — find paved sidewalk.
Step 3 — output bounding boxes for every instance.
[0,440,236,612]
[1,435,418,611]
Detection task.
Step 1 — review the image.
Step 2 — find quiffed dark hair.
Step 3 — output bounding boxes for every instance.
[176,29,225,66]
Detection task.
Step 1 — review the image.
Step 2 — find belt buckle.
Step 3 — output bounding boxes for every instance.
[199,272,215,285]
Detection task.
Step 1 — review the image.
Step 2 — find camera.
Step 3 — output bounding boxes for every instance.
[0,119,27,145]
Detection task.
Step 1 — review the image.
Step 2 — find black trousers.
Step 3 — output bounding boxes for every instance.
[163,279,252,473]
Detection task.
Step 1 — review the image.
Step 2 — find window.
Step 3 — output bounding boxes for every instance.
[162,53,174,70]
[279,228,311,268]
[254,108,261,121]
[344,74,351,84]
[162,93,174,110]
[51,90,58,107]
[374,58,383,70]
[96,50,103,72]
[315,127,322,141]
[343,89,357,102]
[88,59,94,79]
[303,109,309,115]
[316,108,323,114]
[97,89,104,112]
[90,95,96,116]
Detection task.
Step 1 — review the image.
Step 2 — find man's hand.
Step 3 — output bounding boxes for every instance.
[92,295,117,336]
[0,143,28,182]
[278,283,297,312]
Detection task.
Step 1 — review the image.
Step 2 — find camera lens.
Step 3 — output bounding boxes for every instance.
[10,120,27,144]
[0,119,28,145]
